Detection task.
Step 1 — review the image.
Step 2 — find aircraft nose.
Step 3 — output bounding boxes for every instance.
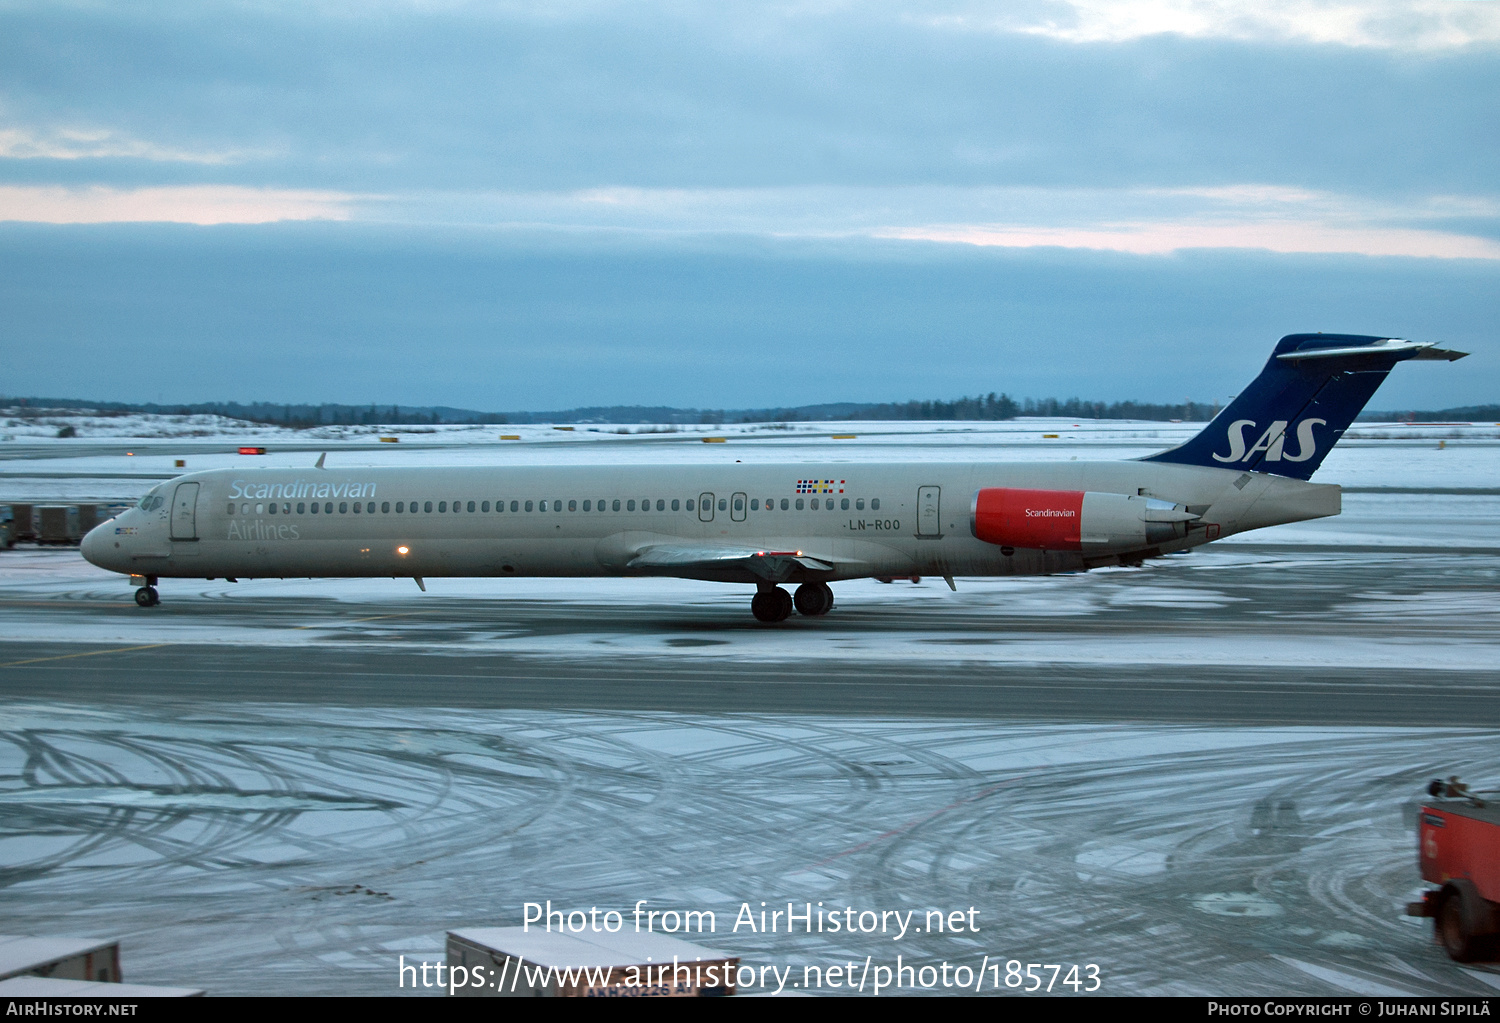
[80,522,121,571]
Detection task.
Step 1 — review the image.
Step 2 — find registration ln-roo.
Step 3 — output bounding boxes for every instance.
[82,334,1466,622]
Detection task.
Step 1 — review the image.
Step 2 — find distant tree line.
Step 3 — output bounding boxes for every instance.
[5,395,1493,426]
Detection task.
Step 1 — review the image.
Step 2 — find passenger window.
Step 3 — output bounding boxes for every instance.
[438,501,446,512]
[539,500,548,512]
[597,498,606,511]
[810,498,819,510]
[510,501,519,512]
[297,503,306,514]
[733,497,743,511]
[641,497,650,509]
[382,501,390,513]
[268,503,276,515]
[717,498,726,511]
[627,500,636,511]
[569,500,577,511]
[582,500,590,511]
[841,498,849,510]
[481,501,489,512]
[671,499,679,511]
[424,501,433,512]
[311,503,319,514]
[656,499,665,511]
[337,502,347,513]
[685,499,694,511]
[352,502,360,513]
[871,498,880,510]
[750,498,759,511]
[525,500,533,512]
[454,498,462,511]
[227,502,235,514]
[241,503,249,515]
[795,498,804,510]
[780,498,789,510]
[856,498,864,510]
[612,499,621,511]
[467,501,476,512]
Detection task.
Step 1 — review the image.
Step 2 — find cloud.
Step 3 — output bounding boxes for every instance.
[0,2,1495,197]
[0,185,356,224]
[1,222,1493,410]
[928,0,1500,50]
[0,126,253,164]
[0,179,1494,257]
[875,221,1500,259]
[353,183,1500,259]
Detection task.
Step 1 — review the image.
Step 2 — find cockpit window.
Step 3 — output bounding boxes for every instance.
[138,493,164,511]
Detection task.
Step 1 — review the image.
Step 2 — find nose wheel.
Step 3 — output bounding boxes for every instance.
[750,586,793,623]
[135,586,160,607]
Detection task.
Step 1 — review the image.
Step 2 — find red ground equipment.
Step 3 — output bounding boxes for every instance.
[1407,777,1500,961]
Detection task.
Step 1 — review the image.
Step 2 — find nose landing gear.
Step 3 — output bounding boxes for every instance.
[132,576,160,607]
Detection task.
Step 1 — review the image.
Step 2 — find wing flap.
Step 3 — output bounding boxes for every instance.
[626,543,833,582]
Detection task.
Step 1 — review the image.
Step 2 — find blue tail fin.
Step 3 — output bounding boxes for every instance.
[1143,334,1467,480]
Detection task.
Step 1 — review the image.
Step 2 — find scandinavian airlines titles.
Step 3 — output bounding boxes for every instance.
[227,478,378,500]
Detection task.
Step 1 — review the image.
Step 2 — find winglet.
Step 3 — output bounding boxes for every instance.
[314,452,326,469]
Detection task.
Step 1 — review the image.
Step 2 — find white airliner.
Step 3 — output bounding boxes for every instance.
[82,334,1466,622]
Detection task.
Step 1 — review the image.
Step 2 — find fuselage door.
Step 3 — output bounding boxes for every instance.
[170,482,200,540]
[699,493,715,522]
[916,485,941,537]
[730,492,747,522]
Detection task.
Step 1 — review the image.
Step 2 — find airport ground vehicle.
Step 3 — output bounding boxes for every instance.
[1407,779,1500,962]
[80,333,1467,618]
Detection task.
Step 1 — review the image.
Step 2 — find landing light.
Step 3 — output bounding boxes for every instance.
[397,546,409,555]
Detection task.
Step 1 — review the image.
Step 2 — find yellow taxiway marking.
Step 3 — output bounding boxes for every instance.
[0,643,172,668]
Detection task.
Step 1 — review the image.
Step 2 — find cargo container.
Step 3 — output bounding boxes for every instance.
[447,927,738,997]
[8,503,34,542]
[34,505,81,545]
[1406,778,1500,961]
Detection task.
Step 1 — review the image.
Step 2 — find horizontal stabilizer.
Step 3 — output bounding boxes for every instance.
[1276,338,1468,362]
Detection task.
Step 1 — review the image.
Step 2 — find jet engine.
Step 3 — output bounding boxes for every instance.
[969,488,1199,551]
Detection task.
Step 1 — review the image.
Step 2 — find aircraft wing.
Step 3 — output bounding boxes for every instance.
[627,543,834,583]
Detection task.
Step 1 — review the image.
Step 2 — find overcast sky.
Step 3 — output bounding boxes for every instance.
[2,0,1497,410]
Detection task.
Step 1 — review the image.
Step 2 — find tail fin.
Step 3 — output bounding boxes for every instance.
[1143,333,1467,480]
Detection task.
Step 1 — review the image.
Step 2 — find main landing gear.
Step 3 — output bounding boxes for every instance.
[751,582,834,623]
[793,581,834,617]
[133,576,160,607]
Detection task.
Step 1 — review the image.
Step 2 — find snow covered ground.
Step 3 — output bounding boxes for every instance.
[1,415,1497,996]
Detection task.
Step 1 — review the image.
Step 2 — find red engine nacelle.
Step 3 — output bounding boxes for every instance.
[970,488,1086,550]
[970,488,1198,552]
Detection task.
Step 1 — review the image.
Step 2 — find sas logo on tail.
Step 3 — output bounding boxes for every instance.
[1213,419,1326,464]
